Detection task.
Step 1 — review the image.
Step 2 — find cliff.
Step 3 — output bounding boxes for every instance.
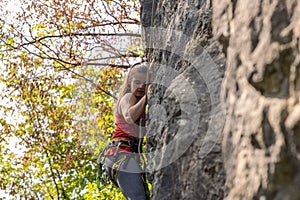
[213,0,300,199]
[141,0,226,199]
[141,0,300,199]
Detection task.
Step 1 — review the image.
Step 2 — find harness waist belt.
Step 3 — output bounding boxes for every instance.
[109,139,141,153]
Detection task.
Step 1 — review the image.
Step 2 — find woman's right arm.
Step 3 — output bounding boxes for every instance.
[119,93,147,124]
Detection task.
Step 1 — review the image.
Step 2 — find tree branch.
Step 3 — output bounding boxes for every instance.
[2,39,120,100]
[45,149,61,200]
[86,54,140,62]
[18,32,140,48]
[99,0,126,32]
[74,20,141,29]
[85,63,131,69]
[24,104,62,199]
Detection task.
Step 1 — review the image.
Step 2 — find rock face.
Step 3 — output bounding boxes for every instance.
[213,0,300,199]
[141,0,300,199]
[141,0,226,199]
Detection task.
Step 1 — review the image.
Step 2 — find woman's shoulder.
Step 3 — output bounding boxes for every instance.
[122,92,133,98]
[120,93,137,102]
[118,93,137,112]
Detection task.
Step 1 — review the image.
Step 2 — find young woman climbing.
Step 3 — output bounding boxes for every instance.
[103,63,151,200]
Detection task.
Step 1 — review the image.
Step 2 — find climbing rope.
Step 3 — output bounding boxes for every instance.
[151,0,155,27]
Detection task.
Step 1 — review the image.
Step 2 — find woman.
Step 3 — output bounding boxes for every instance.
[103,63,150,200]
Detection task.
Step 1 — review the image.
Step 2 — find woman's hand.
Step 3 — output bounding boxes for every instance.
[146,84,152,101]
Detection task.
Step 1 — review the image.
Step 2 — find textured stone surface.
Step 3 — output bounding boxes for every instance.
[141,0,226,199]
[213,0,300,199]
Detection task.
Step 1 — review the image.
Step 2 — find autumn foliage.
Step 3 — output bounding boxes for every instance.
[0,0,143,198]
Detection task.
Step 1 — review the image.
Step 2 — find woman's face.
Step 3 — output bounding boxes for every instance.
[130,72,147,98]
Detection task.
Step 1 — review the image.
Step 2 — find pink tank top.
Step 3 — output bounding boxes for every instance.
[104,111,146,156]
[113,111,145,139]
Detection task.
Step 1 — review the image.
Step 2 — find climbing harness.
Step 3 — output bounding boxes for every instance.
[97,138,144,185]
[97,120,150,197]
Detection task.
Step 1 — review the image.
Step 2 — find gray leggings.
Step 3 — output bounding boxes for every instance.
[105,154,149,200]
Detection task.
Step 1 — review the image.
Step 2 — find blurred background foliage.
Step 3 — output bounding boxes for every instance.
[0,0,143,199]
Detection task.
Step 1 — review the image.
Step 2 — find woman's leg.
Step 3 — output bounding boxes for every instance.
[117,157,148,200]
[105,155,148,200]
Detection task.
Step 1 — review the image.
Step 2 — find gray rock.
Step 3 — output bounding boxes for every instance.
[213,0,300,199]
[141,0,226,199]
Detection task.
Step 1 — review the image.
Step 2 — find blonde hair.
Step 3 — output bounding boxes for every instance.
[116,63,148,106]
